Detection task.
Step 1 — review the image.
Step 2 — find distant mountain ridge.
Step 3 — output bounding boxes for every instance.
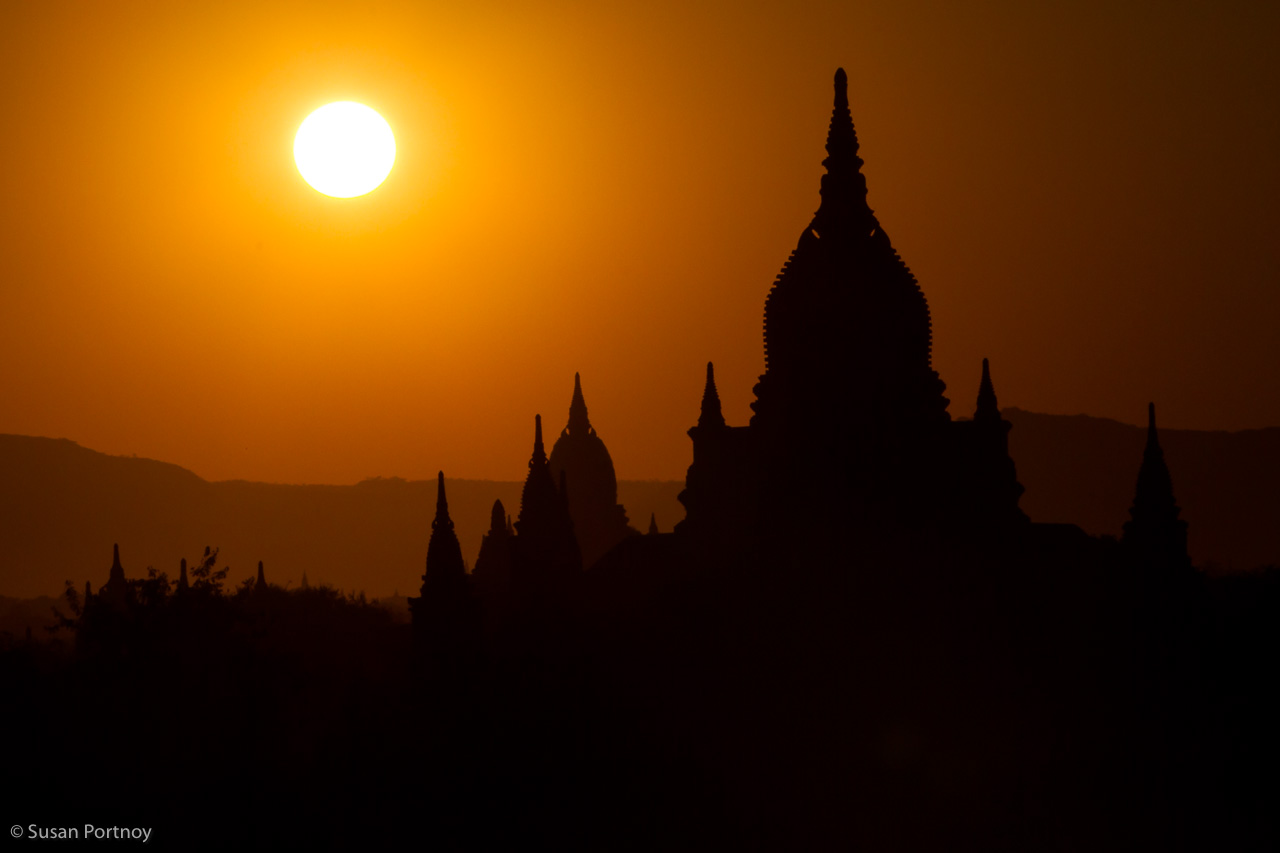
[0,434,685,599]
[2,412,1277,598]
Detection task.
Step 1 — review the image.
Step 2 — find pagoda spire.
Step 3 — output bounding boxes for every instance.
[648,513,659,535]
[411,469,473,651]
[518,415,556,532]
[699,362,726,428]
[1123,403,1189,567]
[423,472,465,583]
[176,558,189,593]
[975,358,1000,422]
[531,414,547,467]
[109,543,124,583]
[567,372,591,436]
[256,560,267,590]
[814,67,872,230]
[99,543,129,606]
[433,471,453,533]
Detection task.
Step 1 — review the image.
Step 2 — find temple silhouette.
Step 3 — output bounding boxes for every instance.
[410,67,1187,607]
[53,68,1256,851]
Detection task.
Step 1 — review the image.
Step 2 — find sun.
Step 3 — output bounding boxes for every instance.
[294,102,396,198]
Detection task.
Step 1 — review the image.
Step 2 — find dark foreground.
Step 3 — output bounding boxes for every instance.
[4,532,1277,852]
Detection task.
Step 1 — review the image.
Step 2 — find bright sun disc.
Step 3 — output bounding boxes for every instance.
[294,102,396,198]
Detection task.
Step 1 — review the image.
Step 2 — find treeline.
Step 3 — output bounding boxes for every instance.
[4,542,1279,850]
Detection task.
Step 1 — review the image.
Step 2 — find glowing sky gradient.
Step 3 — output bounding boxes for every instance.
[1,1,1277,484]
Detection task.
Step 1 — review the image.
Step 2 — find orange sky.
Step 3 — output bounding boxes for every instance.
[1,1,1277,484]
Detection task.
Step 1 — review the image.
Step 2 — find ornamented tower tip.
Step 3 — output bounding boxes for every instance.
[432,471,456,535]
[699,362,726,428]
[532,414,546,465]
[256,560,266,588]
[568,373,591,436]
[976,358,1000,422]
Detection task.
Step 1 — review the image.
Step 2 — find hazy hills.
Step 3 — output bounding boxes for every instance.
[2,410,1277,600]
[0,434,684,600]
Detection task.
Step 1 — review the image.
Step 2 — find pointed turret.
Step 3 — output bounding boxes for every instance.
[300,571,310,589]
[109,544,124,583]
[975,358,1000,422]
[699,362,726,429]
[519,415,556,533]
[410,471,477,655]
[648,513,659,535]
[517,415,583,583]
[99,544,130,607]
[567,372,591,437]
[421,472,466,587]
[490,499,506,536]
[256,560,267,591]
[1123,404,1189,568]
[84,580,92,603]
[956,357,1026,525]
[176,558,189,593]
[434,471,452,532]
[532,414,546,466]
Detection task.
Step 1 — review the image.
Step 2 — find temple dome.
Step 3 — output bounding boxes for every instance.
[548,373,634,567]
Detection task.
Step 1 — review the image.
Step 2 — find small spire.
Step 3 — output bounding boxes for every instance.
[432,471,454,532]
[256,560,266,589]
[301,571,309,589]
[1123,402,1189,566]
[84,580,92,601]
[567,372,591,436]
[698,362,726,428]
[648,513,659,535]
[489,499,506,534]
[109,543,124,582]
[530,414,547,467]
[975,358,1000,422]
[177,557,189,592]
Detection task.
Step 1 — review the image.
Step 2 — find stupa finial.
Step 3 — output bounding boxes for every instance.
[699,362,726,428]
[975,358,1000,422]
[568,373,591,436]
